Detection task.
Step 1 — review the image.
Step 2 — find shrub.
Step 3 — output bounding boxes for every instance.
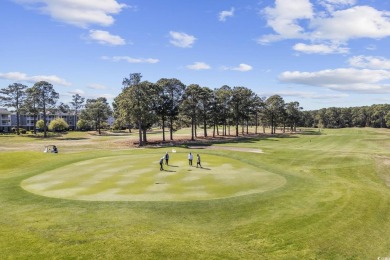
[48,118,69,132]
[36,120,45,130]
[77,119,90,131]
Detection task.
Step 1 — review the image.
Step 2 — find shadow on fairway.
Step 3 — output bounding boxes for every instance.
[197,167,211,170]
[163,170,176,172]
[57,137,90,140]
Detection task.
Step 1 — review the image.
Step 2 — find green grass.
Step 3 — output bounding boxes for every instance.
[1,128,390,258]
[21,153,285,201]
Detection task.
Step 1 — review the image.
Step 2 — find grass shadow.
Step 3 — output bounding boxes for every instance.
[297,129,324,136]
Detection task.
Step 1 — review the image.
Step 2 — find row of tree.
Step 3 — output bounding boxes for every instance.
[113,73,303,146]
[300,104,390,129]
[3,75,390,142]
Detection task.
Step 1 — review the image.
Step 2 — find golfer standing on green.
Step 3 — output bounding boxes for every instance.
[188,152,193,166]
[165,152,169,165]
[159,157,164,171]
[196,154,202,168]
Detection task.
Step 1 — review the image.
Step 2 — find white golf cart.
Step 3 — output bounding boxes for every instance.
[44,145,58,153]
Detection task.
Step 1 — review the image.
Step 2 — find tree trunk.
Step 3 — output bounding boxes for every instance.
[138,120,143,146]
[162,116,166,142]
[33,114,37,134]
[235,117,239,137]
[194,116,197,138]
[143,128,147,143]
[191,116,195,141]
[43,103,47,138]
[16,112,20,135]
[203,118,207,137]
[170,117,174,140]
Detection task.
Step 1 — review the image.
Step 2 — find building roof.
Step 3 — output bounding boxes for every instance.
[0,108,12,115]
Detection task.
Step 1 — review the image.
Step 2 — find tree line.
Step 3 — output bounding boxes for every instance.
[3,74,389,142]
[113,73,303,146]
[300,104,390,129]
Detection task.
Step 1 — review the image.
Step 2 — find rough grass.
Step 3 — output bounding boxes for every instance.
[1,128,390,259]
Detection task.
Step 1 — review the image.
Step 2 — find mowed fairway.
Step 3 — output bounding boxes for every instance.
[21,153,285,201]
[1,128,390,259]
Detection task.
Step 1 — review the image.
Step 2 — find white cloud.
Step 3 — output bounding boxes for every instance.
[260,0,313,43]
[222,63,253,72]
[169,31,196,48]
[233,63,253,72]
[279,68,390,93]
[312,6,390,41]
[67,89,85,95]
[89,30,125,45]
[219,7,234,22]
[293,42,349,54]
[319,0,356,12]
[186,62,211,70]
[262,90,348,99]
[260,1,390,53]
[88,84,108,90]
[14,0,127,28]
[348,56,390,70]
[365,44,377,51]
[91,93,115,100]
[101,56,159,64]
[0,71,71,86]
[0,72,28,81]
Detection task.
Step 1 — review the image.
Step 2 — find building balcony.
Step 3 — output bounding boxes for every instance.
[1,121,11,126]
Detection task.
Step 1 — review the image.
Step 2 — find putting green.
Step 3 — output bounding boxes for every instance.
[21,153,286,201]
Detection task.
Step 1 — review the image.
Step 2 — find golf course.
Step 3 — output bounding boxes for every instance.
[1,127,390,259]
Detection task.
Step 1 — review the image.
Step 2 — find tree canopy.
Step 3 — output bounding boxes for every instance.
[0,83,27,135]
[33,81,59,138]
[80,97,112,135]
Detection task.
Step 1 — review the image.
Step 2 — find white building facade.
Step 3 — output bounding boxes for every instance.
[1,108,114,132]
[0,108,12,132]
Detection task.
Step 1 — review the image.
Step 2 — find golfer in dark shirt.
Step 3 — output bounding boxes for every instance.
[165,152,169,165]
[196,154,202,168]
[159,157,164,171]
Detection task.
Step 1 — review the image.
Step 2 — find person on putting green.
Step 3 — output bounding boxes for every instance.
[188,152,193,166]
[165,152,169,165]
[196,153,202,168]
[159,157,164,171]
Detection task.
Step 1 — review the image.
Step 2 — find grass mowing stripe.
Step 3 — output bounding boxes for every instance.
[21,153,285,201]
[2,129,390,258]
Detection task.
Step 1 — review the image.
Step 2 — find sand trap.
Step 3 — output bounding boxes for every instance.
[21,154,284,202]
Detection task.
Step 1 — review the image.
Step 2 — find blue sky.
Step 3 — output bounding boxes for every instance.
[1,0,390,110]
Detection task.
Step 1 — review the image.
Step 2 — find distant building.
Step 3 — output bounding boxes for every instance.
[10,112,78,131]
[2,109,114,131]
[0,108,12,132]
